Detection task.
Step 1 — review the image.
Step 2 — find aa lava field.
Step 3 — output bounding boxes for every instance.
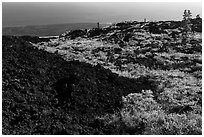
[2,18,202,135]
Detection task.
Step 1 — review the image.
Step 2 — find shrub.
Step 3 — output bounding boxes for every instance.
[96,90,202,135]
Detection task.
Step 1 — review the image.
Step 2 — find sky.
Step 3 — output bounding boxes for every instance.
[2,2,202,27]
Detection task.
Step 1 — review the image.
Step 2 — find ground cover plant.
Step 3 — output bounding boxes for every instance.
[2,14,202,134]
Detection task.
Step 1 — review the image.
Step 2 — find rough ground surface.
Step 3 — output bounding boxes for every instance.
[2,18,202,135]
[2,36,157,134]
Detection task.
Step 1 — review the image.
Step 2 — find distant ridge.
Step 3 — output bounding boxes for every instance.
[2,23,109,36]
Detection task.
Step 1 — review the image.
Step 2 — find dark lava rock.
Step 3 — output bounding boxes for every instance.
[87,28,104,37]
[65,29,87,39]
[2,36,157,135]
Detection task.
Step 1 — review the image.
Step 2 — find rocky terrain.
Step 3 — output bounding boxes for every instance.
[2,17,202,135]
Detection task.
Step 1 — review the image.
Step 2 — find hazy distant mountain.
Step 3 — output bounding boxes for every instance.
[2,23,108,36]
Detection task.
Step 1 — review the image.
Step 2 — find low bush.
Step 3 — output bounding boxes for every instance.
[97,90,202,135]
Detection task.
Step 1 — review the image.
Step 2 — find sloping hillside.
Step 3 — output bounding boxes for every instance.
[2,36,158,134]
[2,18,202,135]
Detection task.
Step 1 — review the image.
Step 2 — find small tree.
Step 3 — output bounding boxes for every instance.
[182,9,192,44]
[196,14,201,19]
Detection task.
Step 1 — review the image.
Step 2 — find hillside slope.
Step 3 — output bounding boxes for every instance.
[30,19,202,135]
[2,18,202,135]
[2,36,157,134]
